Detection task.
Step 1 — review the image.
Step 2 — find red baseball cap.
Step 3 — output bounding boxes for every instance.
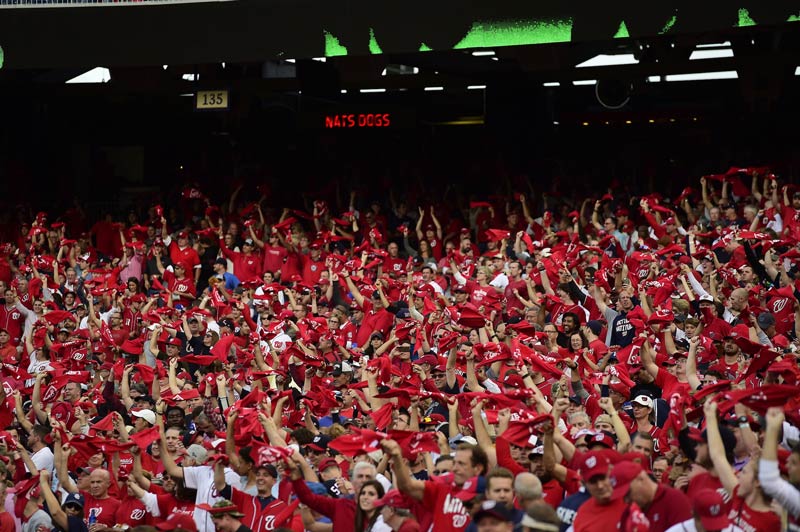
[693,489,730,530]
[318,458,340,472]
[609,461,643,500]
[587,432,616,450]
[577,451,612,482]
[156,514,198,531]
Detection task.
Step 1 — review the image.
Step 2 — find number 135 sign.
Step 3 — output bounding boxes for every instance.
[196,90,229,110]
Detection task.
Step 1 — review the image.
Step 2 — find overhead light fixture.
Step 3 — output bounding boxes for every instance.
[359,88,387,93]
[312,57,327,63]
[66,67,111,84]
[181,74,198,81]
[543,82,560,87]
[794,66,800,75]
[647,76,662,82]
[340,89,348,94]
[472,50,495,57]
[689,48,734,60]
[285,59,296,64]
[576,54,638,68]
[572,79,597,86]
[467,85,486,90]
[696,41,731,48]
[665,71,738,81]
[424,86,444,91]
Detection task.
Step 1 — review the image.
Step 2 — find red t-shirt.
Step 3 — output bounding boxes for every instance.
[382,257,405,277]
[262,244,288,276]
[573,497,626,532]
[644,484,692,532]
[168,242,200,273]
[355,300,394,347]
[421,480,471,532]
[156,492,195,519]
[300,254,326,286]
[728,486,781,532]
[766,294,795,335]
[82,492,119,527]
[397,519,421,532]
[655,369,691,409]
[115,495,149,528]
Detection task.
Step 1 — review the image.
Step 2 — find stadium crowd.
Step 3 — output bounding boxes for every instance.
[0,169,798,532]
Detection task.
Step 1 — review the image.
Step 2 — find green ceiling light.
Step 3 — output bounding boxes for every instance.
[737,8,756,27]
[324,32,348,57]
[454,18,573,49]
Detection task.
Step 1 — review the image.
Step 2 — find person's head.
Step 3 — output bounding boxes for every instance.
[485,467,515,505]
[352,461,377,493]
[473,500,516,532]
[736,457,768,501]
[578,452,613,504]
[89,468,111,498]
[28,424,50,450]
[508,261,523,280]
[164,427,182,452]
[194,414,215,435]
[787,447,800,484]
[614,461,656,508]
[568,412,591,433]
[562,313,579,334]
[378,490,415,528]
[631,432,655,460]
[62,492,85,519]
[254,464,279,496]
[568,332,586,352]
[392,409,411,431]
[357,479,385,514]
[207,500,246,532]
[593,414,614,434]
[434,455,454,475]
[631,395,654,423]
[691,489,731,532]
[617,291,635,311]
[62,382,81,403]
[513,472,543,510]
[453,444,489,487]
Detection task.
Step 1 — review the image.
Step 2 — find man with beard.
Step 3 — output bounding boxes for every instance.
[214,458,287,532]
[708,332,745,381]
[556,313,581,349]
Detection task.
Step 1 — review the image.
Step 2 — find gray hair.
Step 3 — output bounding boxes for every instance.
[514,472,543,501]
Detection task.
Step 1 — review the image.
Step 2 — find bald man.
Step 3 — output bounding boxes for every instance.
[57,463,118,528]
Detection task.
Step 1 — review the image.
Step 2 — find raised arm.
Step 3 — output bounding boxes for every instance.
[685,337,702,391]
[40,471,69,530]
[381,439,426,501]
[158,425,184,479]
[703,401,739,495]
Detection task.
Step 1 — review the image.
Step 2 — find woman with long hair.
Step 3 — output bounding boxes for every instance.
[287,452,386,531]
[706,401,781,532]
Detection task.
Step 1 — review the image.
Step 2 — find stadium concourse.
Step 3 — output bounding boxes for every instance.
[0,168,795,532]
